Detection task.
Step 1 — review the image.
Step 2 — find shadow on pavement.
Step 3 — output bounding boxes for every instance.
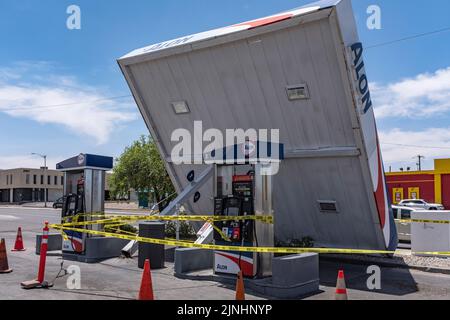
[319,257,418,296]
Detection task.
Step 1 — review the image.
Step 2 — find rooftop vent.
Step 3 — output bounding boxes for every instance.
[171,101,190,114]
[286,84,310,101]
[318,200,339,213]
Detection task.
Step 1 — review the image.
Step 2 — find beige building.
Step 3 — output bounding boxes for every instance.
[0,168,63,203]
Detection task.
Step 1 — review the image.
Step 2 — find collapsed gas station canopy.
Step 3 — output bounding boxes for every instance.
[118,0,398,250]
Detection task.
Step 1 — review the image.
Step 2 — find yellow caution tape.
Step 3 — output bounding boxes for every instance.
[104,222,129,229]
[58,214,273,228]
[61,231,69,241]
[209,223,232,242]
[395,219,450,224]
[52,224,450,256]
[55,215,450,256]
[59,214,271,243]
[61,210,160,223]
[62,214,103,223]
[50,224,394,255]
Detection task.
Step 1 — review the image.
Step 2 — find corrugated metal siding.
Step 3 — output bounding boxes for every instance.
[130,19,355,151]
[127,16,384,249]
[274,157,379,248]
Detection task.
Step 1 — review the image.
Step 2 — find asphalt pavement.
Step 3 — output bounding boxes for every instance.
[1,206,450,300]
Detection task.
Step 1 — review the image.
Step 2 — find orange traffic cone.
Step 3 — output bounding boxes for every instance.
[138,259,154,300]
[12,227,26,252]
[0,238,13,274]
[235,271,245,300]
[335,270,348,300]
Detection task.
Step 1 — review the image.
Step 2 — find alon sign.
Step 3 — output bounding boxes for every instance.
[349,42,373,115]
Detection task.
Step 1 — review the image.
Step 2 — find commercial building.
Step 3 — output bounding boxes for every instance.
[0,168,63,203]
[386,158,450,209]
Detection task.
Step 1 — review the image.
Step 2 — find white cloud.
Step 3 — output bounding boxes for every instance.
[372,67,450,119]
[379,127,450,170]
[0,62,136,144]
[0,155,64,170]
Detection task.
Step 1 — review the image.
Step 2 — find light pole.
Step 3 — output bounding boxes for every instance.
[31,153,47,208]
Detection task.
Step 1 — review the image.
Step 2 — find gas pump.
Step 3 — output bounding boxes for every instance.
[62,177,86,253]
[213,164,273,278]
[56,153,113,258]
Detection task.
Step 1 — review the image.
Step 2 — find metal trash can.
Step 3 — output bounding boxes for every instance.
[138,222,165,269]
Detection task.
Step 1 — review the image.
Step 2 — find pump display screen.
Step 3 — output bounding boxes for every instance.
[223,198,241,216]
[224,207,240,216]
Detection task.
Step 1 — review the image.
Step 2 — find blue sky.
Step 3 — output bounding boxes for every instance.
[0,0,449,171]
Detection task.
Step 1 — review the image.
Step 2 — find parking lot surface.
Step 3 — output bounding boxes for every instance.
[1,207,450,300]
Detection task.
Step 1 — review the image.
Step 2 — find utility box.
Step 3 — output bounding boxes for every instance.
[411,211,450,257]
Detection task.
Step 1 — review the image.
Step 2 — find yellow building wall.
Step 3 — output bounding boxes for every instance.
[435,159,450,173]
[435,174,442,204]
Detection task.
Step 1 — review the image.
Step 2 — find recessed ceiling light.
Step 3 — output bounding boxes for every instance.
[171,101,190,114]
[286,84,310,101]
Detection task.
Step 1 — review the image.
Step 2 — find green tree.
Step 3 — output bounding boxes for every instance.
[110,135,175,210]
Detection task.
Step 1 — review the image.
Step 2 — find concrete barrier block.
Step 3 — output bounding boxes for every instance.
[36,233,62,254]
[84,237,129,261]
[272,253,319,288]
[175,248,213,275]
[63,237,129,263]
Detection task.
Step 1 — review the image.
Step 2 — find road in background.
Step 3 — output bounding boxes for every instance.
[0,207,265,300]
